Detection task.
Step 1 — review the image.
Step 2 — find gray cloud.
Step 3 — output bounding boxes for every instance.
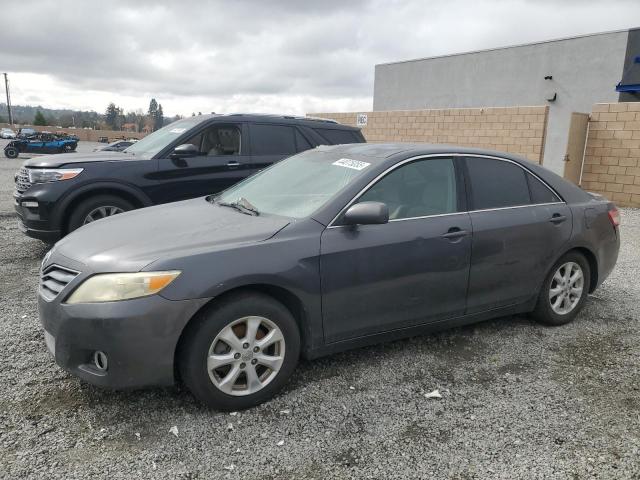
[0,0,638,115]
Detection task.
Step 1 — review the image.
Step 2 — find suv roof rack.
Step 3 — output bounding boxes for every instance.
[226,113,339,124]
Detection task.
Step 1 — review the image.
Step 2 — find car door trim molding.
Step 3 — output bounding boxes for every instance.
[327,153,566,229]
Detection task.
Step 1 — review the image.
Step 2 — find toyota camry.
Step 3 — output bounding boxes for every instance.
[38,143,620,409]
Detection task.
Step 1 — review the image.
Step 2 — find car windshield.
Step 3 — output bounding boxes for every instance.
[215,149,373,218]
[124,117,204,157]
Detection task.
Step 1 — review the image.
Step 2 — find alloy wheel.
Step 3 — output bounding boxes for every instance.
[83,206,125,224]
[207,316,285,396]
[548,261,584,315]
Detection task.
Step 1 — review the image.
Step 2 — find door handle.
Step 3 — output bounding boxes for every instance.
[226,161,240,168]
[441,227,469,240]
[549,214,567,224]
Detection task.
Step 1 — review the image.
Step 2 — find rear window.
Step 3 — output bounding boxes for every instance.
[294,129,312,152]
[527,173,561,204]
[314,128,361,145]
[466,157,530,210]
[250,124,296,155]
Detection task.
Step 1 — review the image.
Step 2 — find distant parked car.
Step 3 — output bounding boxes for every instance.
[1,127,16,139]
[5,133,78,159]
[93,140,134,152]
[14,113,365,242]
[17,128,37,138]
[36,144,620,409]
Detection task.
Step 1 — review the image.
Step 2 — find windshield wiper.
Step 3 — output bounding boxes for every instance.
[216,197,260,216]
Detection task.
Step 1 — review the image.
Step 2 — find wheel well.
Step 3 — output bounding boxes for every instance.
[173,284,307,381]
[62,188,144,234]
[570,247,598,293]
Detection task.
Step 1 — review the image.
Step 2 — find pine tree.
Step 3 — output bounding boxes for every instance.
[33,110,47,126]
[154,103,164,131]
[105,103,119,130]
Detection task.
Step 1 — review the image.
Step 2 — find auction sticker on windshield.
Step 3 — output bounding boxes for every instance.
[169,128,187,134]
[332,158,370,171]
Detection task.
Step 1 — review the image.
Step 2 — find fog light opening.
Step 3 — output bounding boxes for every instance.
[93,350,108,371]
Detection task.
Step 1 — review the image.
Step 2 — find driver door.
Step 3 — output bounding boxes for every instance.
[320,157,472,343]
[151,123,251,204]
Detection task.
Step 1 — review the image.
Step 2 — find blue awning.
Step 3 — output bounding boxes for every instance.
[616,83,640,93]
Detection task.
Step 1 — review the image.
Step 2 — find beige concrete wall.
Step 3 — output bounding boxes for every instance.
[581,103,640,207]
[0,123,146,142]
[309,106,549,164]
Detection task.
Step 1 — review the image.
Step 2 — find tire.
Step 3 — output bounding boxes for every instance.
[4,147,18,159]
[67,194,134,233]
[178,292,300,410]
[531,251,591,326]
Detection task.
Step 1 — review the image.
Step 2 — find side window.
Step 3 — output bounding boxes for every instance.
[527,173,561,204]
[465,157,530,210]
[358,158,457,220]
[294,128,312,152]
[185,124,242,156]
[250,124,296,155]
[314,128,360,145]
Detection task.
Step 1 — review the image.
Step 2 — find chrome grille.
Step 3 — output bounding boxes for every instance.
[15,167,32,195]
[40,265,79,301]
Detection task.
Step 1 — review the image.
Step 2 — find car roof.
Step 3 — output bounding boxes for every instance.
[195,113,361,131]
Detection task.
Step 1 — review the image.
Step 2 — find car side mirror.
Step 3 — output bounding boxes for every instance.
[343,202,389,226]
[170,143,199,159]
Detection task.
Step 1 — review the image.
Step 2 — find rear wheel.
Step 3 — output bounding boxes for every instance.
[67,194,134,233]
[532,251,591,326]
[4,146,18,158]
[178,292,300,410]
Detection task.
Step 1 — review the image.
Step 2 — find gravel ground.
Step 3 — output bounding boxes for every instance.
[0,152,639,479]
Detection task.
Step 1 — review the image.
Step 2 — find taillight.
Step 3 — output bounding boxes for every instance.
[608,206,620,227]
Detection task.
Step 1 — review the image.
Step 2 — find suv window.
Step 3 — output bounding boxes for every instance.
[185,124,242,156]
[250,124,296,155]
[466,157,530,210]
[294,129,312,152]
[314,128,359,145]
[358,158,457,220]
[527,173,560,204]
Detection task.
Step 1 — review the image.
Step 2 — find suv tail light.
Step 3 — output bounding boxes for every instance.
[608,206,620,227]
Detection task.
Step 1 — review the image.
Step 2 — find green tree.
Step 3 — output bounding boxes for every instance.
[148,98,158,116]
[154,103,164,131]
[105,103,119,130]
[33,110,47,126]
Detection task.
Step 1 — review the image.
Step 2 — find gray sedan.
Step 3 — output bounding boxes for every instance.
[38,144,620,409]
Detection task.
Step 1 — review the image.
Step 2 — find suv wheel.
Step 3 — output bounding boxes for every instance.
[4,147,18,159]
[531,251,591,326]
[178,292,300,410]
[67,194,134,233]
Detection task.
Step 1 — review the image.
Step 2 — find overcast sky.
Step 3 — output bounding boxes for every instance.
[1,0,639,117]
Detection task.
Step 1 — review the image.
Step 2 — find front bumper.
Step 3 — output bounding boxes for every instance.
[38,291,210,389]
[14,194,61,242]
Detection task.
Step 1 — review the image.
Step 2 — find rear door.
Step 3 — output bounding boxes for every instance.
[152,122,250,203]
[463,156,572,313]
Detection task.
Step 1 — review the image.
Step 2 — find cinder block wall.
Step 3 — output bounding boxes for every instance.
[309,106,549,163]
[581,103,640,207]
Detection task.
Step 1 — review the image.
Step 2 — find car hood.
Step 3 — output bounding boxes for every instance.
[22,151,139,168]
[52,198,290,272]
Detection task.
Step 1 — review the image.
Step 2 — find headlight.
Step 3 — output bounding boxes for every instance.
[66,271,181,304]
[28,168,83,184]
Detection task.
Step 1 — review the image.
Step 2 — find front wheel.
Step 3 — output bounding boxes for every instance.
[67,194,134,233]
[531,252,591,326]
[4,146,18,158]
[178,292,300,410]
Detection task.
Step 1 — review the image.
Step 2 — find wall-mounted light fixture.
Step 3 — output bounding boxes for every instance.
[544,75,556,102]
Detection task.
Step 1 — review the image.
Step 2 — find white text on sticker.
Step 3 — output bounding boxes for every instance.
[332,158,370,171]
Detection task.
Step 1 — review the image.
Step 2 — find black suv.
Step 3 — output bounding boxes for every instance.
[14,114,365,242]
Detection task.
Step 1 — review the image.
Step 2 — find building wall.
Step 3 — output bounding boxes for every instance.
[310,105,548,163]
[373,30,630,175]
[581,102,640,207]
[0,123,146,141]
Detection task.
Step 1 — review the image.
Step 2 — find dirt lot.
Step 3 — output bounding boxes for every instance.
[0,151,639,479]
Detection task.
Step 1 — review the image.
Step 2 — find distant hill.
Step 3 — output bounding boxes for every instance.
[0,103,101,128]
